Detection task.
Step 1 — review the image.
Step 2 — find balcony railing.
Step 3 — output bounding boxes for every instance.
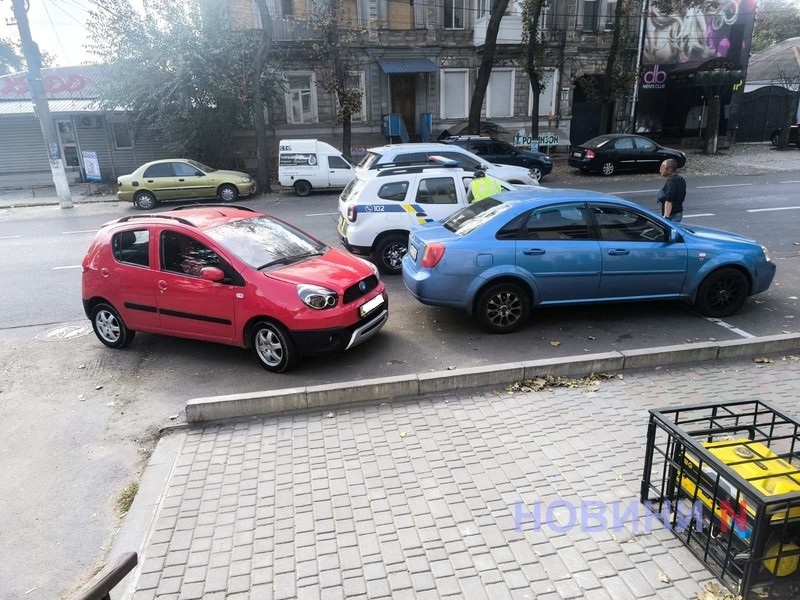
[270,16,369,42]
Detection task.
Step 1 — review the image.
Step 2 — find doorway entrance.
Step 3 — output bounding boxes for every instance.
[390,74,417,135]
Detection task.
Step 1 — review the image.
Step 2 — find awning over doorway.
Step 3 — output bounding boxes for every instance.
[377,58,438,74]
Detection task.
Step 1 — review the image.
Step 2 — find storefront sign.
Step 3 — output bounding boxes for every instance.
[82,151,101,181]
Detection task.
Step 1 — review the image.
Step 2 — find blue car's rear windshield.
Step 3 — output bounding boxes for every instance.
[442,198,512,236]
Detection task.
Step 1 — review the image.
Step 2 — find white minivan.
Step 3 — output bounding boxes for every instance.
[278,139,356,196]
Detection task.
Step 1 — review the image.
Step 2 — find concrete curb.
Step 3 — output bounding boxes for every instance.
[185,333,800,423]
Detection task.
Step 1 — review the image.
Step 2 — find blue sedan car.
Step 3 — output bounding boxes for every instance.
[402,189,776,333]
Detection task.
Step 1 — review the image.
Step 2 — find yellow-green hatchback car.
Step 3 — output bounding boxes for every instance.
[117,159,257,210]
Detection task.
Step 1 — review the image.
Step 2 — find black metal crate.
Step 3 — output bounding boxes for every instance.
[640,400,800,599]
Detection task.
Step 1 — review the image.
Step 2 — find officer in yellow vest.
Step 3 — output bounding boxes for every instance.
[468,169,503,203]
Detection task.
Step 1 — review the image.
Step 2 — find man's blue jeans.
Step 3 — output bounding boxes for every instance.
[667,212,683,223]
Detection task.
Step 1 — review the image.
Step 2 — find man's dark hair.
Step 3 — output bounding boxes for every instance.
[474,169,486,178]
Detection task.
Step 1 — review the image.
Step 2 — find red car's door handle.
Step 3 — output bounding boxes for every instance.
[158,280,168,292]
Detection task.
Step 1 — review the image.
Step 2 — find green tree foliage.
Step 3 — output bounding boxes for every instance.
[0,37,24,75]
[302,0,367,158]
[85,0,269,167]
[752,0,800,52]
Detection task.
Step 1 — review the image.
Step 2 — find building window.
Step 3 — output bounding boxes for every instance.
[444,0,465,29]
[604,0,617,30]
[487,69,515,118]
[583,0,598,30]
[111,121,133,149]
[477,0,489,18]
[528,70,557,117]
[540,0,551,30]
[346,71,367,123]
[440,69,469,119]
[282,0,308,17]
[285,73,318,124]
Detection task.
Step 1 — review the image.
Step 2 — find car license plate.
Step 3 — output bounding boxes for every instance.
[337,214,347,236]
[359,294,384,317]
[572,151,582,157]
[409,243,418,261]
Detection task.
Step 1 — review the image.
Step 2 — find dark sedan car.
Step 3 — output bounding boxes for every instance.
[442,136,553,181]
[568,134,686,176]
[770,124,799,147]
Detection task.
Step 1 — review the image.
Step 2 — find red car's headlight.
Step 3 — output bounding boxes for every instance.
[297,284,338,309]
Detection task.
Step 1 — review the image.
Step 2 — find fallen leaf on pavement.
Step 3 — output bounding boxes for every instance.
[753,357,774,364]
[447,365,456,370]
[95,385,103,390]
[325,412,335,418]
[782,355,800,362]
[657,572,670,583]
[399,431,408,438]
[588,336,596,340]
[549,340,561,347]
[695,581,742,600]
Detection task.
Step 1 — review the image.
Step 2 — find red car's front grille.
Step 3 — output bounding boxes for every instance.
[343,275,378,304]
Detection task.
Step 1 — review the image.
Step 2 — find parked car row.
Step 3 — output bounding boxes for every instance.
[86,173,776,371]
[116,137,551,209]
[116,132,692,209]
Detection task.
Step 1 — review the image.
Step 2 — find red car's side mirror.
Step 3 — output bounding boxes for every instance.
[199,267,225,282]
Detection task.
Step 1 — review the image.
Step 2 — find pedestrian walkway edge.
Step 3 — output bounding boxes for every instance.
[184,333,800,423]
[109,430,187,600]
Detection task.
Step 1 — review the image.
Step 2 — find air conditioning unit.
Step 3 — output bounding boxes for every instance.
[77,115,102,129]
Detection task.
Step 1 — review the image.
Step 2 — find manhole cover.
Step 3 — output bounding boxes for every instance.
[35,322,93,341]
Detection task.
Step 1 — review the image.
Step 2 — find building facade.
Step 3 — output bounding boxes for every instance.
[227,0,627,167]
[0,66,171,188]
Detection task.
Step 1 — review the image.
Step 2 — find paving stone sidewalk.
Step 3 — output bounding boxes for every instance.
[126,355,800,600]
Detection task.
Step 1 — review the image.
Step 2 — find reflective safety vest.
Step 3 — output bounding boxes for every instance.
[470,177,503,203]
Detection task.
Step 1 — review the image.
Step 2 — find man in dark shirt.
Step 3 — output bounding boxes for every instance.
[658,158,686,222]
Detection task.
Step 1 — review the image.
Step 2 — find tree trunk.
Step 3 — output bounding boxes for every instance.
[703,92,721,155]
[523,0,544,138]
[599,0,626,134]
[252,0,273,193]
[468,0,510,135]
[777,90,799,150]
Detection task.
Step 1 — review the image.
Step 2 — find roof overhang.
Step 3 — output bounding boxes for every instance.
[377,58,438,74]
[0,99,100,115]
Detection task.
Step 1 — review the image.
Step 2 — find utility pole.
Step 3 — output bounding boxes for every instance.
[10,0,72,208]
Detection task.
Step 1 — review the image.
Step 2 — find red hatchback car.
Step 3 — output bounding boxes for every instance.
[81,205,388,372]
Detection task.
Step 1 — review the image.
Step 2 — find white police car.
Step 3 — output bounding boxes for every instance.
[357,142,541,186]
[338,158,530,275]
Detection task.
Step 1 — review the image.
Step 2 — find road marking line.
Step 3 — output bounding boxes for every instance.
[306,212,338,217]
[706,317,755,338]
[684,213,714,218]
[612,189,660,194]
[0,235,22,239]
[62,229,98,234]
[747,206,800,213]
[52,265,82,270]
[696,183,753,189]
[780,180,800,184]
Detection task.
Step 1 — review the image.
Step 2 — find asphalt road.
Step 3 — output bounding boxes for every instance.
[0,168,799,600]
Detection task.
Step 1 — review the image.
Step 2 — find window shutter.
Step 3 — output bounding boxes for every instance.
[488,70,513,118]
[442,71,467,119]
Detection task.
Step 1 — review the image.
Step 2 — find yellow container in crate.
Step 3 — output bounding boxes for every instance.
[679,438,800,576]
